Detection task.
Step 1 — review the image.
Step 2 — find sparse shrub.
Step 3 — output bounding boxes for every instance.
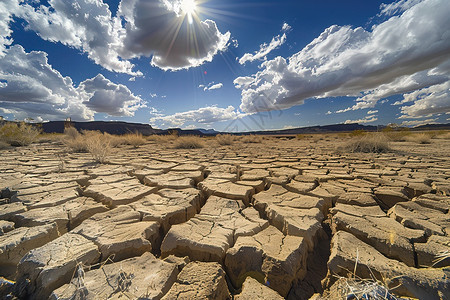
[64,126,80,139]
[123,132,146,148]
[0,122,41,146]
[341,133,390,153]
[84,132,112,163]
[0,141,10,150]
[216,134,235,145]
[63,130,112,162]
[241,135,263,143]
[173,136,204,149]
[405,133,431,144]
[349,129,367,137]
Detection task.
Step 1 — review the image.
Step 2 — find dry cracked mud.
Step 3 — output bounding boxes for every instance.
[0,135,449,299]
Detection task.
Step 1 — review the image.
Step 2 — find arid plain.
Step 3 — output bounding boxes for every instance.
[1,130,449,299]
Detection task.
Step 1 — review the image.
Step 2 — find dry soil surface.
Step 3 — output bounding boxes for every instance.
[0,135,449,299]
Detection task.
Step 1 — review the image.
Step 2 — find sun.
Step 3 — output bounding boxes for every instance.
[180,0,197,24]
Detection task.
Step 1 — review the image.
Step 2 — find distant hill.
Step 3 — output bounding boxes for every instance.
[3,120,449,136]
[196,128,219,135]
[411,123,450,131]
[41,121,162,135]
[241,123,383,135]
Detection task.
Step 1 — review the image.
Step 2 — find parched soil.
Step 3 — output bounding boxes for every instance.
[0,135,449,299]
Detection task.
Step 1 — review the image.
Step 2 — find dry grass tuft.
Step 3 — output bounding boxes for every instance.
[341,133,390,153]
[64,126,80,139]
[216,134,235,145]
[123,132,146,148]
[240,135,263,143]
[63,130,112,163]
[173,136,204,149]
[0,140,10,150]
[349,130,367,137]
[405,133,432,144]
[0,122,41,146]
[324,276,398,300]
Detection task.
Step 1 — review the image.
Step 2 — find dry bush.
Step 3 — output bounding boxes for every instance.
[123,132,146,148]
[385,130,412,142]
[434,131,450,139]
[216,134,235,145]
[349,129,367,137]
[64,126,80,139]
[0,141,10,150]
[173,136,204,149]
[405,133,431,144]
[85,132,112,163]
[63,135,89,152]
[0,122,41,146]
[240,135,263,143]
[341,133,390,153]
[63,130,112,163]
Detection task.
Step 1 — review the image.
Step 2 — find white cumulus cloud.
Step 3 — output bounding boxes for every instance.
[118,0,230,71]
[5,0,230,74]
[401,118,437,127]
[238,24,289,65]
[150,105,244,127]
[397,81,450,119]
[234,0,450,117]
[344,115,378,124]
[201,82,223,91]
[79,74,146,117]
[0,45,145,121]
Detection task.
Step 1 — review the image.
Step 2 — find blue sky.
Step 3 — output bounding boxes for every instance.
[0,0,449,131]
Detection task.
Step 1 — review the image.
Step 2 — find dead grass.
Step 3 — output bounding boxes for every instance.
[216,134,235,145]
[173,136,204,149]
[63,130,112,163]
[0,140,10,150]
[324,276,398,300]
[405,133,432,144]
[240,135,263,143]
[64,127,80,139]
[0,122,41,146]
[341,133,390,153]
[123,132,146,148]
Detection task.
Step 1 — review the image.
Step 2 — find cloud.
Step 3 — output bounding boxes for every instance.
[0,45,144,121]
[397,81,450,118]
[0,0,20,55]
[0,45,93,121]
[282,23,291,32]
[344,115,378,124]
[325,111,332,115]
[400,118,437,127]
[235,0,450,114]
[201,82,223,91]
[18,0,139,75]
[79,74,146,117]
[118,0,230,71]
[8,0,229,73]
[150,105,244,127]
[238,24,289,64]
[367,110,378,114]
[379,0,424,16]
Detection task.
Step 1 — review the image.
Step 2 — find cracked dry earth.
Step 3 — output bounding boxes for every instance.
[0,136,449,299]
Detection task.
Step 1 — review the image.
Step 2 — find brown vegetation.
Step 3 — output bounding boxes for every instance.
[0,122,40,146]
[341,133,390,153]
[216,134,235,145]
[173,136,204,149]
[240,135,263,143]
